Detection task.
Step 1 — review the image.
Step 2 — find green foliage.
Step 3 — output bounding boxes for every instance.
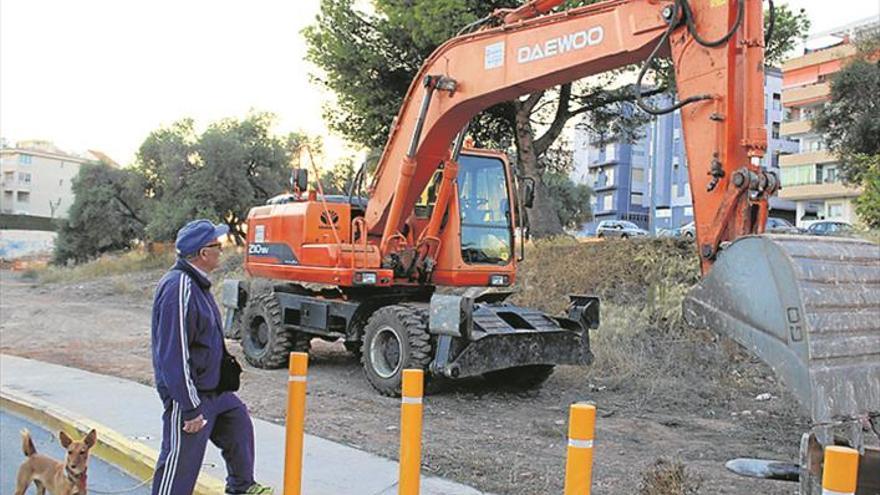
[764,4,810,65]
[543,172,592,229]
[314,158,357,196]
[814,35,880,183]
[853,154,880,228]
[54,112,320,265]
[54,161,146,265]
[134,112,315,242]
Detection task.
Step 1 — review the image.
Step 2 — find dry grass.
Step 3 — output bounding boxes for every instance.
[35,250,177,284]
[511,237,773,409]
[638,459,702,495]
[28,248,246,288]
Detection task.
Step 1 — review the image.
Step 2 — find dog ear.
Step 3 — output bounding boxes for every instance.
[84,429,97,448]
[59,430,73,448]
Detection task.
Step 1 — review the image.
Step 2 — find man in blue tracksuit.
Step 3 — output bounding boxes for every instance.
[151,219,271,495]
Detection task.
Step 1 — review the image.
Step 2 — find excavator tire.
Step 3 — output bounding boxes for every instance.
[242,293,309,369]
[482,364,555,390]
[361,304,432,397]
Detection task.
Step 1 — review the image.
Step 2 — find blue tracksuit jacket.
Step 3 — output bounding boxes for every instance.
[151,259,224,421]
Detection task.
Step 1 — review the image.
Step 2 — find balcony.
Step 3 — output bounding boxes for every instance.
[779,181,861,201]
[783,82,830,107]
[780,119,813,136]
[780,150,837,167]
[782,44,856,72]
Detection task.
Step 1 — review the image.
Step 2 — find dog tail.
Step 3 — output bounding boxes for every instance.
[21,429,37,457]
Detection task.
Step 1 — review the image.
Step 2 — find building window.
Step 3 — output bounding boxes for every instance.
[604,144,616,161]
[605,167,615,186]
[631,192,644,205]
[827,202,844,219]
[772,93,781,111]
[632,168,645,183]
[781,165,815,186]
[771,153,779,168]
[772,122,780,139]
[602,194,613,211]
[2,171,13,186]
[16,191,30,203]
[2,191,13,208]
[18,154,32,165]
[59,179,64,186]
[18,172,31,185]
[820,165,839,183]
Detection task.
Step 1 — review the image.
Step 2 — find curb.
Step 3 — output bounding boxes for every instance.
[1,387,226,495]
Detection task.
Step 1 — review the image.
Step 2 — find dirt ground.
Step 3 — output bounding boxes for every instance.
[0,268,808,494]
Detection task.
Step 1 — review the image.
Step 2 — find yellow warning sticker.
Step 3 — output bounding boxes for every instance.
[710,0,727,7]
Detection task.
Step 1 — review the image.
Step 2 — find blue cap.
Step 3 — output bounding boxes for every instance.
[175,219,229,258]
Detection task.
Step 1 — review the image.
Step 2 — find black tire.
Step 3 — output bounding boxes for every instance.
[241,294,309,369]
[684,231,695,239]
[483,365,555,390]
[597,233,605,239]
[360,304,432,397]
[620,233,629,239]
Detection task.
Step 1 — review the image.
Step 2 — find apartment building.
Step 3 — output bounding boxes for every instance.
[0,140,115,219]
[778,42,860,226]
[571,67,795,233]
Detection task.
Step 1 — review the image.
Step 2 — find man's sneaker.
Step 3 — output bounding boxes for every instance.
[227,483,274,494]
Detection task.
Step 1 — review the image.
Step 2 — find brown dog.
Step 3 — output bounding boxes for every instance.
[15,428,97,495]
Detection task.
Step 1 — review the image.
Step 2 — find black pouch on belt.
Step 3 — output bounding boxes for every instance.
[216,345,242,392]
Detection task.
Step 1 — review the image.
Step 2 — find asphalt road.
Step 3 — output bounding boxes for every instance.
[0,409,151,495]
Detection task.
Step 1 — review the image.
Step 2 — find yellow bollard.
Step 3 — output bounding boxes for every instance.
[284,352,309,495]
[399,369,425,495]
[822,445,860,495]
[563,403,596,495]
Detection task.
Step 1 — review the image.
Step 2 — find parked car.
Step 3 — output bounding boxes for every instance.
[804,220,855,237]
[677,217,797,239]
[765,217,800,234]
[596,220,649,239]
[677,221,696,239]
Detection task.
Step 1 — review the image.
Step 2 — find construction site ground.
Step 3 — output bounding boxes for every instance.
[0,239,810,494]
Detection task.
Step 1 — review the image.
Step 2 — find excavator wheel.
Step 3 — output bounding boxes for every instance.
[361,304,432,396]
[482,364,555,390]
[242,293,309,369]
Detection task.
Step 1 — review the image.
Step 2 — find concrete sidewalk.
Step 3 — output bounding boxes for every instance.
[0,354,488,495]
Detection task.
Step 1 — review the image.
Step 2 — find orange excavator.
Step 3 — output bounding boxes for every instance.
[222,0,879,490]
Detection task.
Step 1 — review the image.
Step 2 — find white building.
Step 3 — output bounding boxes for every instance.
[0,140,117,219]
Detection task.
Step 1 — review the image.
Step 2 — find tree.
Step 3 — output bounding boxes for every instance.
[134,112,316,243]
[852,155,880,228]
[764,4,811,65]
[314,158,357,196]
[54,161,146,265]
[304,0,807,238]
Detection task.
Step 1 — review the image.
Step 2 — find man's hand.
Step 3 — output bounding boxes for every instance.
[183,414,207,433]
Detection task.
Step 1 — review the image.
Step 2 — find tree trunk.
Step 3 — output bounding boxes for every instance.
[514,99,564,238]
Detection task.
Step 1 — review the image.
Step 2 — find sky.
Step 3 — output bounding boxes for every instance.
[1,0,878,167]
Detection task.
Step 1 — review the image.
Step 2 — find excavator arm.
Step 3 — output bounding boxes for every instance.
[363,0,879,489]
[365,0,774,275]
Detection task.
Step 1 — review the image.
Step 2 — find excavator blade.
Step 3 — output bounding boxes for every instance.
[683,234,880,426]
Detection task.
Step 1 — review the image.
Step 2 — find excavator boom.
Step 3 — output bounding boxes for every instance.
[359,0,878,488]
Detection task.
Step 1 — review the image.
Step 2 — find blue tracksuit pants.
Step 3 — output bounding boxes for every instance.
[151,392,255,495]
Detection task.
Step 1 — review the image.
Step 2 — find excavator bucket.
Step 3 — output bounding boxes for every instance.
[683,234,880,426]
